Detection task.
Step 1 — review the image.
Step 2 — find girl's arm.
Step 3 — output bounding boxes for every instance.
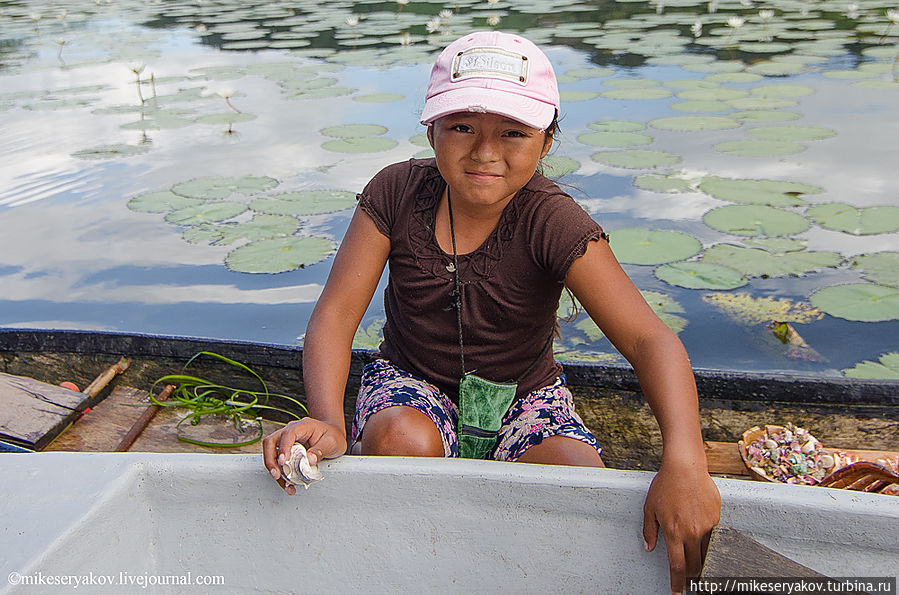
[565,238,720,594]
[263,207,390,493]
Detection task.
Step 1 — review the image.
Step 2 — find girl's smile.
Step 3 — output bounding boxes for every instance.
[428,112,553,213]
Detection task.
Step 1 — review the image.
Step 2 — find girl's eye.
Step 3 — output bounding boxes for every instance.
[450,124,473,133]
[504,130,527,138]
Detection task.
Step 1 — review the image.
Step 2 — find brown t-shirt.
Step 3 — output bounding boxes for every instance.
[358,158,604,401]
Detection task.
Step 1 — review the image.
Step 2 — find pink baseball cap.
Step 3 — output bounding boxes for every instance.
[420,31,560,131]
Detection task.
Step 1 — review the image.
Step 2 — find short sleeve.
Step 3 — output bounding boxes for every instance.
[527,190,606,282]
[356,160,416,238]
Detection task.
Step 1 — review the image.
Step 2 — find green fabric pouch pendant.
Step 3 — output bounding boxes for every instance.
[458,373,517,460]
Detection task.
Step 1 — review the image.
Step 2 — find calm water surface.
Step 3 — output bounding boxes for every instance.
[1,0,898,377]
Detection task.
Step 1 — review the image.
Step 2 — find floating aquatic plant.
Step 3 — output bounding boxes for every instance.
[698,176,821,207]
[851,252,899,288]
[250,190,356,216]
[609,227,702,265]
[633,173,695,193]
[701,244,842,278]
[172,176,279,200]
[648,115,741,131]
[577,130,653,147]
[591,149,681,169]
[703,204,810,236]
[805,203,899,235]
[702,293,823,326]
[71,144,151,160]
[809,283,899,322]
[225,236,336,274]
[713,139,807,157]
[353,319,385,350]
[842,352,899,380]
[541,155,580,178]
[183,214,301,246]
[654,261,748,290]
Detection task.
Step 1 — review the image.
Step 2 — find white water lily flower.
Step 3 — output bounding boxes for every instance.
[487,14,501,26]
[426,16,442,33]
[345,15,359,27]
[888,8,899,23]
[728,16,746,28]
[741,0,753,7]
[708,0,718,13]
[692,20,703,37]
[130,63,145,76]
[216,87,235,99]
[400,32,412,46]
[439,9,453,19]
[759,9,774,20]
[846,2,859,18]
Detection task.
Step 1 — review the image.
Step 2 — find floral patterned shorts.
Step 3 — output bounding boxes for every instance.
[351,359,602,461]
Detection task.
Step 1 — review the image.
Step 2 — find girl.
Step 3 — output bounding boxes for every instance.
[264,31,720,593]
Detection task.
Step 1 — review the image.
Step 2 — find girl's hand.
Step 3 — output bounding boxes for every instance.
[262,418,347,496]
[642,457,721,594]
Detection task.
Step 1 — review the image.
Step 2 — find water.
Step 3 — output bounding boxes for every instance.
[1,0,898,377]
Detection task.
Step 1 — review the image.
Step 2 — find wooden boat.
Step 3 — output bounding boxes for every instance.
[1,329,897,591]
[1,328,896,472]
[1,452,897,593]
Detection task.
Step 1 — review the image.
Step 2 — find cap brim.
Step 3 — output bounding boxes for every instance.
[420,87,556,131]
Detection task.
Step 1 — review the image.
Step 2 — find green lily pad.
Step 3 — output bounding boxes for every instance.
[670,100,731,113]
[731,110,802,122]
[251,190,356,216]
[225,236,336,273]
[600,88,673,100]
[183,214,301,245]
[677,88,749,101]
[320,124,388,138]
[654,261,748,290]
[575,289,687,338]
[588,121,645,132]
[353,93,404,103]
[702,292,823,325]
[165,201,248,225]
[726,97,799,110]
[843,352,899,380]
[633,174,694,193]
[743,237,807,252]
[851,252,899,288]
[747,125,836,142]
[704,205,810,236]
[698,177,821,207]
[806,203,899,235]
[750,84,816,98]
[809,283,899,322]
[704,72,764,84]
[713,139,806,157]
[120,116,194,130]
[195,112,258,125]
[648,116,741,131]
[322,137,398,153]
[577,131,653,147]
[560,90,600,101]
[591,149,681,169]
[172,176,279,200]
[71,144,151,160]
[702,244,841,277]
[127,190,204,213]
[609,228,702,265]
[541,155,581,177]
[353,318,385,350]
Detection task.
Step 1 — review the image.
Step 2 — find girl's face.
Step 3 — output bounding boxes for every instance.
[428,112,553,210]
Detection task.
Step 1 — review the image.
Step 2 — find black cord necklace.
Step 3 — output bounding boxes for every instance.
[446,187,466,376]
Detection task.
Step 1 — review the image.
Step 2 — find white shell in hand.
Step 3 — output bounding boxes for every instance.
[281,443,324,489]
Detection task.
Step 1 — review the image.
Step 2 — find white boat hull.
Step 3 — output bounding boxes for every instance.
[1,453,896,594]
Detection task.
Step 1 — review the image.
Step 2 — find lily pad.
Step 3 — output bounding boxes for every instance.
[127,190,204,213]
[353,318,385,350]
[322,137,398,153]
[165,201,248,225]
[560,90,600,101]
[670,100,731,113]
[731,110,802,122]
[702,292,823,325]
[702,244,841,277]
[851,252,899,288]
[320,124,388,138]
[541,155,581,177]
[648,116,741,131]
[183,214,301,245]
[353,93,404,103]
[842,352,899,380]
[225,236,336,273]
[704,205,810,236]
[600,88,673,100]
[633,174,694,193]
[806,203,899,235]
[713,139,806,157]
[698,177,821,207]
[654,261,747,290]
[747,125,836,142]
[591,149,681,169]
[588,121,645,132]
[809,283,899,322]
[577,131,653,147]
[743,237,807,252]
[609,228,702,265]
[172,176,279,200]
[251,190,356,216]
[71,144,151,160]
[195,112,258,125]
[575,289,687,338]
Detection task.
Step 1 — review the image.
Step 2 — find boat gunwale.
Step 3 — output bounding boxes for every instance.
[1,328,896,407]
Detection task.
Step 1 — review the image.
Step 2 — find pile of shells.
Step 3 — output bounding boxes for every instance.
[739,423,848,485]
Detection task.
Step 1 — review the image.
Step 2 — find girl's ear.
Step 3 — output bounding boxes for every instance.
[540,132,554,159]
[426,124,434,149]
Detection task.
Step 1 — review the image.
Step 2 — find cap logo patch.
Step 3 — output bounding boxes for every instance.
[451,47,529,84]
